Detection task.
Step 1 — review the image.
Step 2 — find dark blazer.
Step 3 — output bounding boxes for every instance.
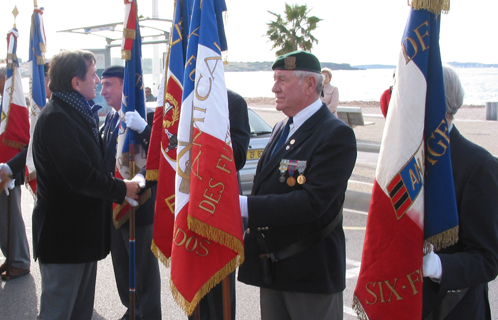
[32,95,127,264]
[227,89,250,171]
[102,109,155,226]
[423,126,498,319]
[6,145,27,187]
[238,103,357,294]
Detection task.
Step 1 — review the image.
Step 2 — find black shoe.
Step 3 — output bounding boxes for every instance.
[1,266,30,281]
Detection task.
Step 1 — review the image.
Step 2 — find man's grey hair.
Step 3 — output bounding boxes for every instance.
[295,70,324,96]
[443,65,464,121]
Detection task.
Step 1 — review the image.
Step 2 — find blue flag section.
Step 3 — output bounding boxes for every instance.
[29,7,47,111]
[121,15,146,148]
[403,8,459,248]
[181,0,227,102]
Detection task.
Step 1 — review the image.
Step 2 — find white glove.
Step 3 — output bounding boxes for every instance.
[239,195,248,218]
[125,110,147,134]
[126,196,139,207]
[131,173,146,188]
[0,163,13,181]
[423,245,442,282]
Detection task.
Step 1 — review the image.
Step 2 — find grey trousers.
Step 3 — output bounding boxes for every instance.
[37,261,97,320]
[0,186,30,269]
[111,223,162,319]
[260,287,343,320]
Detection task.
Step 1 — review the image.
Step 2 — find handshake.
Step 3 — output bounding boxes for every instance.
[124,173,146,207]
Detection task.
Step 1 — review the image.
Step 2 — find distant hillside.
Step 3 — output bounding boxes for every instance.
[353,64,396,69]
[447,61,498,68]
[224,61,360,72]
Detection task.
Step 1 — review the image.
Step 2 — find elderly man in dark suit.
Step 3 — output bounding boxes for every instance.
[422,66,498,319]
[100,65,161,320]
[32,50,140,319]
[237,50,357,319]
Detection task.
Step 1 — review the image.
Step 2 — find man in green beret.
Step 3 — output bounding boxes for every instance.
[238,50,357,319]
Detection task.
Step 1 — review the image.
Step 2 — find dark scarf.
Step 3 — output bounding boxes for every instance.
[52,91,102,145]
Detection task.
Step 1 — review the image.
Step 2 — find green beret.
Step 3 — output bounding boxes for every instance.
[272,50,321,74]
[102,65,124,79]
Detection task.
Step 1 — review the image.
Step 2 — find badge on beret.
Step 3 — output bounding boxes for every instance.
[284,57,296,70]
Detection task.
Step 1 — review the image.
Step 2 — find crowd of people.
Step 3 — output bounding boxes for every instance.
[1,48,497,320]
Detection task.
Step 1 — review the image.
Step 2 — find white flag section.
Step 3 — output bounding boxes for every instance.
[377,54,427,229]
[175,45,231,214]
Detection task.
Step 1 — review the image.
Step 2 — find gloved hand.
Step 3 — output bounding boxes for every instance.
[131,173,146,188]
[0,163,13,181]
[126,197,139,207]
[423,245,442,282]
[2,179,15,196]
[239,195,248,218]
[125,110,147,134]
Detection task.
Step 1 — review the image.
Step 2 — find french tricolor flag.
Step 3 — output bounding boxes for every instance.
[353,4,458,319]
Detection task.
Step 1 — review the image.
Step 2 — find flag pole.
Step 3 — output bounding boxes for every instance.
[4,192,12,280]
[129,143,136,320]
[222,276,231,320]
[3,5,20,283]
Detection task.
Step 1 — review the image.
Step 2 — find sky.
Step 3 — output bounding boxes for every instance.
[1,0,497,66]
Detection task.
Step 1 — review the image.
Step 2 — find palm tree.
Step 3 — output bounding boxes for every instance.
[265,3,322,56]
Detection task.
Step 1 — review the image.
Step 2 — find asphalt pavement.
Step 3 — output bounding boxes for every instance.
[1,106,497,319]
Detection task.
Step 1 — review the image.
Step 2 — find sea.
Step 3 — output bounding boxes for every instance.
[223,67,498,106]
[22,67,496,107]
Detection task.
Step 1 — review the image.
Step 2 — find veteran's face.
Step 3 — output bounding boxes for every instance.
[272,70,308,117]
[101,77,123,111]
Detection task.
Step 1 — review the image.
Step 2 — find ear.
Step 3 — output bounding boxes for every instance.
[306,75,317,95]
[71,76,81,92]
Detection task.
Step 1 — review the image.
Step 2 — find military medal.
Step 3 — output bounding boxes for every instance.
[297,160,307,184]
[287,160,298,187]
[279,160,289,183]
[287,176,296,186]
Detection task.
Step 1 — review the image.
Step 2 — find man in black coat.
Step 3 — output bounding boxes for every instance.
[237,50,357,319]
[100,65,161,320]
[32,50,140,319]
[422,66,498,319]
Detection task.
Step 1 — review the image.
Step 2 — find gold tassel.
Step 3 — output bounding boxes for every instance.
[36,55,45,65]
[39,42,47,54]
[145,169,159,181]
[409,0,450,14]
[151,241,171,268]
[123,28,136,40]
[121,50,131,61]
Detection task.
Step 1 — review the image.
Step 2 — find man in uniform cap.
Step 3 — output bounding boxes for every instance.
[100,65,161,320]
[237,50,357,319]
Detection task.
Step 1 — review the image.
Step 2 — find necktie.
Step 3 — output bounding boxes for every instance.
[272,117,293,157]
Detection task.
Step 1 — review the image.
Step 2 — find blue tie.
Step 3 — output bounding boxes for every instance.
[272,117,293,157]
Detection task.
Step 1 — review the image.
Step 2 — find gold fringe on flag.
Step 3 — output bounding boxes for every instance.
[145,168,159,181]
[409,0,450,14]
[170,254,243,316]
[112,189,151,228]
[151,240,171,268]
[36,55,45,65]
[425,225,459,251]
[352,295,369,320]
[188,216,245,258]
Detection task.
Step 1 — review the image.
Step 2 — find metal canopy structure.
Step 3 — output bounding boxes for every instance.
[57,17,172,49]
